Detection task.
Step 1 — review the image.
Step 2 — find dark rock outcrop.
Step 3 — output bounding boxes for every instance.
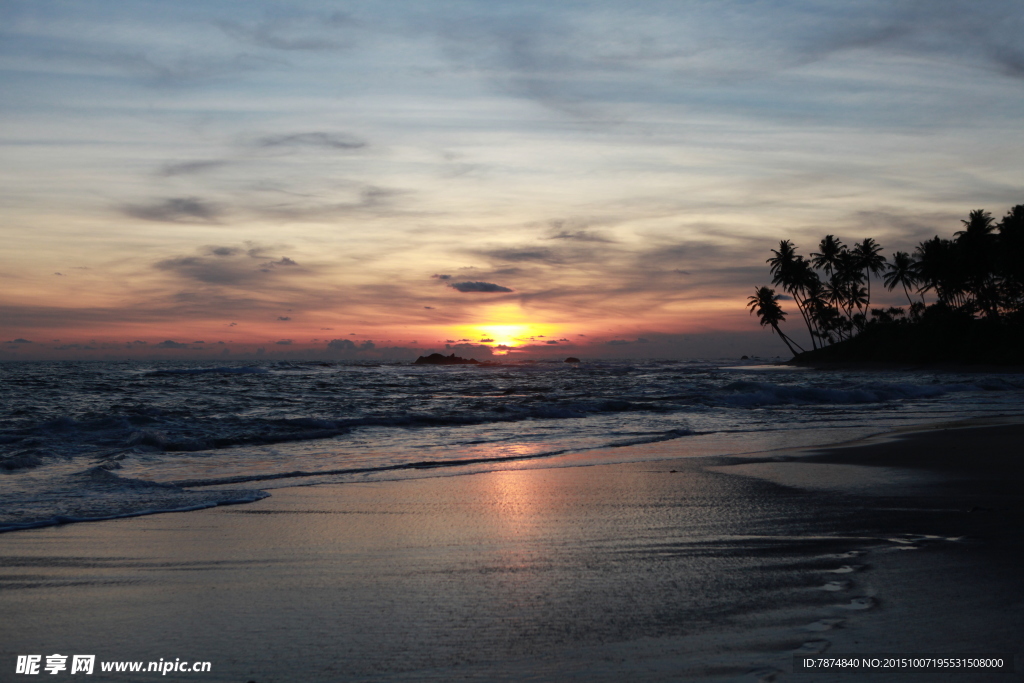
[413,353,480,365]
[563,357,581,363]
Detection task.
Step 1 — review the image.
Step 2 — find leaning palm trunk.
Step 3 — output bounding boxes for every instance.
[771,324,802,356]
[791,293,818,350]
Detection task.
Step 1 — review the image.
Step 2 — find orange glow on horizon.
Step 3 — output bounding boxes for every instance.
[446,304,567,353]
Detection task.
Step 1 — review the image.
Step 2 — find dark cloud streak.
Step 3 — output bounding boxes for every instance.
[123,197,222,224]
[254,132,366,150]
[157,160,228,177]
[449,281,513,293]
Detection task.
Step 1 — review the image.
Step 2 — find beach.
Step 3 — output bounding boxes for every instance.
[2,420,1022,682]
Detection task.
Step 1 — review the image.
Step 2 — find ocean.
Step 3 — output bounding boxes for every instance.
[3,358,1023,533]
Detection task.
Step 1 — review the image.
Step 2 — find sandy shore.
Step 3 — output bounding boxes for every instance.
[2,421,1022,682]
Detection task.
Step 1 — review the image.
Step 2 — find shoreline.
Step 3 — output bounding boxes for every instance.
[2,422,1023,681]
[2,413,1021,535]
[786,358,1024,373]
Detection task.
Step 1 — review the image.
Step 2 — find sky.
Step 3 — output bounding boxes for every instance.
[2,0,1024,361]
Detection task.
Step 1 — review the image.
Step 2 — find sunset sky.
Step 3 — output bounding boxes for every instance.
[3,0,1024,360]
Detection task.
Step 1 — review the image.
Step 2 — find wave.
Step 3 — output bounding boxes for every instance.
[2,398,666,458]
[0,466,269,534]
[171,427,700,488]
[604,428,695,448]
[144,366,268,376]
[720,380,964,406]
[0,423,701,532]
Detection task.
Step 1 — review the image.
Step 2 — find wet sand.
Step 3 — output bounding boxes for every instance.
[1,421,1022,682]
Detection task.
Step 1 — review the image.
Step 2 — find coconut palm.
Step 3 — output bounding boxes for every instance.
[847,284,869,330]
[954,209,998,318]
[747,286,804,356]
[883,251,919,307]
[801,276,831,344]
[767,240,819,348]
[852,237,886,308]
[997,204,1024,313]
[833,249,866,318]
[915,236,966,309]
[810,235,844,277]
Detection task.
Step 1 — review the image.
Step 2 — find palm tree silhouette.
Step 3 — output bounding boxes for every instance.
[883,251,919,307]
[955,209,998,318]
[811,235,844,277]
[752,202,1023,357]
[853,237,886,309]
[747,286,804,356]
[767,240,819,349]
[998,204,1024,313]
[915,236,966,309]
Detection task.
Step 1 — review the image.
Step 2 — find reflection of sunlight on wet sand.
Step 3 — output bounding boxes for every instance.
[478,468,543,542]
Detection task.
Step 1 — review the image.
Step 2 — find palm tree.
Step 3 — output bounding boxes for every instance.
[852,238,886,309]
[883,251,919,307]
[802,276,831,344]
[767,240,819,349]
[811,235,844,277]
[955,209,998,318]
[915,236,966,309]
[747,286,804,356]
[834,249,866,318]
[847,283,869,330]
[997,204,1024,313]
[822,275,849,338]
[956,209,995,240]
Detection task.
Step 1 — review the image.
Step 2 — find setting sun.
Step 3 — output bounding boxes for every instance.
[451,322,564,353]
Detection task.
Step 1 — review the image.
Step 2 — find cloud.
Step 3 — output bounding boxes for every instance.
[327,339,356,351]
[543,218,617,243]
[443,343,494,357]
[278,316,291,321]
[432,274,452,280]
[255,132,366,150]
[250,185,407,221]
[157,160,227,177]
[155,340,189,348]
[449,281,513,293]
[482,247,559,263]
[276,339,293,345]
[261,257,298,271]
[154,245,305,286]
[6,338,32,344]
[421,0,1024,126]
[605,338,650,346]
[123,197,222,223]
[325,338,380,354]
[220,13,357,52]
[546,230,614,243]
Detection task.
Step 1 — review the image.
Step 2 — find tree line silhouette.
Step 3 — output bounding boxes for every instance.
[748,204,1024,362]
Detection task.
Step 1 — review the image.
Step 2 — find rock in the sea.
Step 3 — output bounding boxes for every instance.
[413,353,479,365]
[563,357,581,363]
